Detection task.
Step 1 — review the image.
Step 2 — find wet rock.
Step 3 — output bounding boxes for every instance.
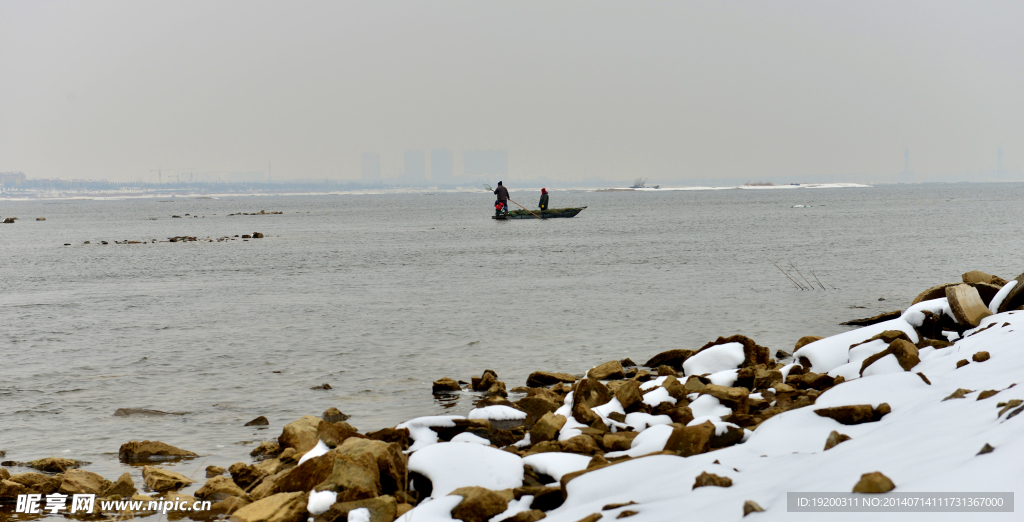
[743,500,765,516]
[207,465,227,478]
[246,416,270,427]
[450,486,510,522]
[814,405,883,425]
[102,472,137,499]
[664,420,715,457]
[692,471,732,489]
[313,452,380,502]
[278,416,322,454]
[643,349,695,370]
[323,408,351,423]
[311,383,332,390]
[526,371,577,388]
[196,476,249,502]
[318,420,363,448]
[973,351,990,362]
[529,413,567,444]
[3,218,15,224]
[10,472,62,495]
[230,491,308,522]
[0,468,8,480]
[59,469,113,495]
[119,440,198,463]
[24,457,86,473]
[333,437,408,496]
[114,408,184,417]
[824,431,852,451]
[142,466,193,492]
[588,361,625,380]
[852,472,895,493]
[602,432,639,452]
[0,480,30,501]
[840,311,902,326]
[314,495,397,522]
[946,284,992,327]
[250,441,282,460]
[242,234,252,239]
[433,377,463,393]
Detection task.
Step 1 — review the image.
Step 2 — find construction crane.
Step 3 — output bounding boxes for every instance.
[149,167,195,184]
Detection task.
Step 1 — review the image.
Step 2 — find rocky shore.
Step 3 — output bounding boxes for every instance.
[2,270,1023,522]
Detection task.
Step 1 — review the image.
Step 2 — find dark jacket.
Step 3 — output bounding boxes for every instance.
[539,193,549,210]
[494,185,509,202]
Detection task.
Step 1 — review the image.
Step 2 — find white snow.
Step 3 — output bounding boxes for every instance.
[522,453,593,481]
[683,343,745,376]
[450,432,492,445]
[306,489,336,515]
[640,386,676,407]
[604,424,675,459]
[468,405,528,421]
[901,297,955,327]
[793,317,919,373]
[489,495,535,522]
[622,412,673,432]
[408,441,523,497]
[297,439,330,465]
[347,507,371,522]
[687,394,731,423]
[707,369,738,386]
[989,281,1016,313]
[397,415,465,452]
[639,376,668,391]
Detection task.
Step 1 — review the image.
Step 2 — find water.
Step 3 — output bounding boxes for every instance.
[1,183,1022,511]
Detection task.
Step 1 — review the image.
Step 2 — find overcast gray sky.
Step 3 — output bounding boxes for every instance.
[1,1,1021,183]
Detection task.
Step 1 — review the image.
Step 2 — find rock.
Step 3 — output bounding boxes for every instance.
[9,472,62,495]
[588,361,625,380]
[0,468,8,480]
[119,440,198,463]
[230,491,308,522]
[526,371,577,388]
[530,413,567,443]
[323,408,351,423]
[246,416,270,426]
[824,431,852,451]
[311,383,332,390]
[560,435,602,456]
[852,472,895,493]
[450,486,510,522]
[197,476,249,502]
[314,452,380,502]
[973,351,990,362]
[978,390,999,400]
[977,443,995,455]
[813,405,886,425]
[334,437,408,496]
[278,416,322,454]
[206,466,227,478]
[103,472,137,499]
[643,349,695,369]
[515,396,561,424]
[58,469,113,495]
[942,388,973,401]
[743,500,764,516]
[656,365,679,377]
[700,384,749,404]
[433,377,463,393]
[211,496,251,515]
[0,480,30,501]
[912,283,960,305]
[683,375,707,394]
[318,420,363,448]
[664,421,715,457]
[253,232,264,238]
[997,273,1024,312]
[113,408,183,417]
[2,218,15,224]
[142,466,193,492]
[697,335,770,368]
[571,379,613,423]
[962,270,1006,286]
[692,471,732,489]
[366,427,410,450]
[573,515,603,522]
[840,311,902,326]
[24,457,85,473]
[502,509,547,522]
[602,432,639,452]
[251,441,282,460]
[945,284,992,327]
[859,339,920,375]
[314,495,397,522]
[613,380,644,413]
[250,452,337,500]
[36,217,45,221]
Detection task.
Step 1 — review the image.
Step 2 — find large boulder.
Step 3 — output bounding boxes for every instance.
[278,416,322,454]
[119,441,198,463]
[587,361,625,380]
[58,469,113,495]
[526,372,577,388]
[230,491,309,522]
[334,437,408,495]
[196,476,249,502]
[450,486,510,522]
[142,466,193,492]
[946,284,992,327]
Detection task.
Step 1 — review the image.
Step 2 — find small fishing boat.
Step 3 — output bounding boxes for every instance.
[492,206,587,220]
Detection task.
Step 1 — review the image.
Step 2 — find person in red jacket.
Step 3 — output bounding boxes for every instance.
[493,181,510,214]
[539,188,549,211]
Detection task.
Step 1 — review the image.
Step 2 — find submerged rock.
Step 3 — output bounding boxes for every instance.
[23,457,86,473]
[245,416,270,427]
[433,377,462,393]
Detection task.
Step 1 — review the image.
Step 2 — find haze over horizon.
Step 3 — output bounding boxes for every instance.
[1,1,1021,184]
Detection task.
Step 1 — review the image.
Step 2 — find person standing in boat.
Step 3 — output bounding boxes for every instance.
[493,181,510,214]
[538,188,549,211]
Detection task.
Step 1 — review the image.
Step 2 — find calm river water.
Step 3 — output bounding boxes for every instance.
[1,183,1022,511]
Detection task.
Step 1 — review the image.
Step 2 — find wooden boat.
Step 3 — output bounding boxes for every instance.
[493,206,587,220]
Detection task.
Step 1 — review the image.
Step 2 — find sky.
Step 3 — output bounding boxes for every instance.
[1,1,1022,183]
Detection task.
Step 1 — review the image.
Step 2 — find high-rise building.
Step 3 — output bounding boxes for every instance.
[361,153,381,182]
[404,150,426,184]
[430,149,454,184]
